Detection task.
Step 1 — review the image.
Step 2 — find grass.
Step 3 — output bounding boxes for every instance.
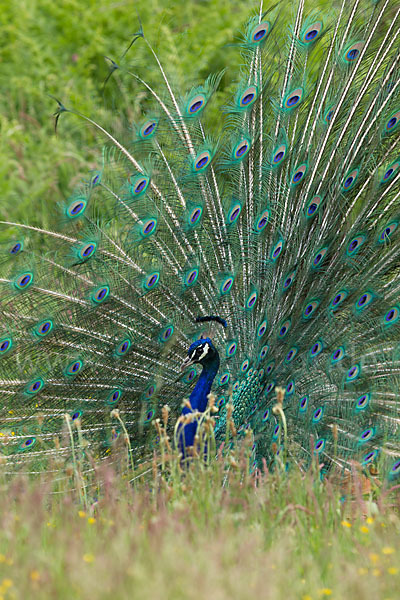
[0,401,399,600]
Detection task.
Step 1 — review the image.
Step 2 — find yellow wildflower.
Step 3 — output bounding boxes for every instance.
[359,525,369,534]
[78,510,86,518]
[83,553,94,563]
[30,570,40,582]
[302,595,313,600]
[319,589,332,596]
[341,520,352,528]
[382,547,395,555]
[366,517,374,524]
[369,553,380,564]
[358,568,368,575]
[1,580,12,589]
[87,517,96,525]
[372,569,381,577]
[387,567,398,575]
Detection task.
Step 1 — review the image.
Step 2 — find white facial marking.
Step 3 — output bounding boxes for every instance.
[197,343,210,362]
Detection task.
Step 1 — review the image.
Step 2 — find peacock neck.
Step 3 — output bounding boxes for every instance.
[183,354,220,415]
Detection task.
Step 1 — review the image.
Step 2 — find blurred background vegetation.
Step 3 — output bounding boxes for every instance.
[0,0,261,230]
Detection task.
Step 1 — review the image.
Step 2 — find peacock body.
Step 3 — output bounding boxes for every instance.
[1,0,400,482]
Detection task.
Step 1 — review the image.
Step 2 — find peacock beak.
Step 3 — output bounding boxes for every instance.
[180,355,194,372]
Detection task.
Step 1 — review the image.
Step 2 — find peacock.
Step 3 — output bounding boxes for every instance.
[0,0,399,484]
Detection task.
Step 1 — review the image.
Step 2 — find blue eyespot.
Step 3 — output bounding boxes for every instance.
[0,337,12,355]
[310,340,323,358]
[303,300,320,319]
[250,22,270,44]
[10,241,23,254]
[259,345,269,361]
[284,88,304,110]
[185,368,197,383]
[388,459,400,480]
[312,247,328,268]
[144,272,160,291]
[343,42,364,63]
[186,94,206,116]
[262,408,270,422]
[355,291,373,311]
[34,319,54,338]
[227,202,242,225]
[65,359,84,377]
[25,378,45,395]
[342,168,359,191]
[362,449,379,465]
[106,389,122,406]
[314,438,325,453]
[305,195,322,218]
[300,21,323,44]
[265,380,275,395]
[130,175,150,196]
[355,393,370,412]
[72,410,82,421]
[66,198,87,219]
[346,364,360,382]
[346,234,366,256]
[144,409,155,423]
[92,285,110,304]
[271,240,284,261]
[14,272,34,290]
[226,342,237,357]
[185,268,199,287]
[246,290,258,310]
[160,325,174,342]
[330,290,348,310]
[255,210,269,232]
[278,319,290,339]
[139,119,158,139]
[383,306,400,326]
[359,427,375,444]
[115,339,131,356]
[291,163,307,185]
[385,110,399,133]
[91,172,101,187]
[257,320,267,338]
[299,396,308,413]
[219,372,230,386]
[241,359,250,373]
[221,277,234,295]
[141,219,157,238]
[265,361,275,376]
[283,270,295,291]
[78,242,96,261]
[378,222,397,243]
[194,151,212,172]
[239,85,258,108]
[286,380,295,395]
[285,347,298,363]
[189,206,203,226]
[145,384,156,399]
[312,406,324,423]
[233,139,251,161]
[272,144,287,166]
[331,346,345,364]
[19,438,36,451]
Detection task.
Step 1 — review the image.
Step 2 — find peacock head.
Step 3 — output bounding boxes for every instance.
[180,338,218,371]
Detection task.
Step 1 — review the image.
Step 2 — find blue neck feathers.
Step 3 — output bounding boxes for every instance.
[180,352,220,451]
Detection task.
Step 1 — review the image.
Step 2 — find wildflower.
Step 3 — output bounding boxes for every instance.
[1,580,13,589]
[359,525,369,534]
[372,569,381,577]
[30,570,40,582]
[87,517,96,525]
[366,517,374,524]
[78,510,86,518]
[369,553,379,564]
[387,567,398,575]
[341,520,352,528]
[358,568,368,575]
[302,595,312,600]
[83,553,94,563]
[382,547,395,555]
[318,589,332,596]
